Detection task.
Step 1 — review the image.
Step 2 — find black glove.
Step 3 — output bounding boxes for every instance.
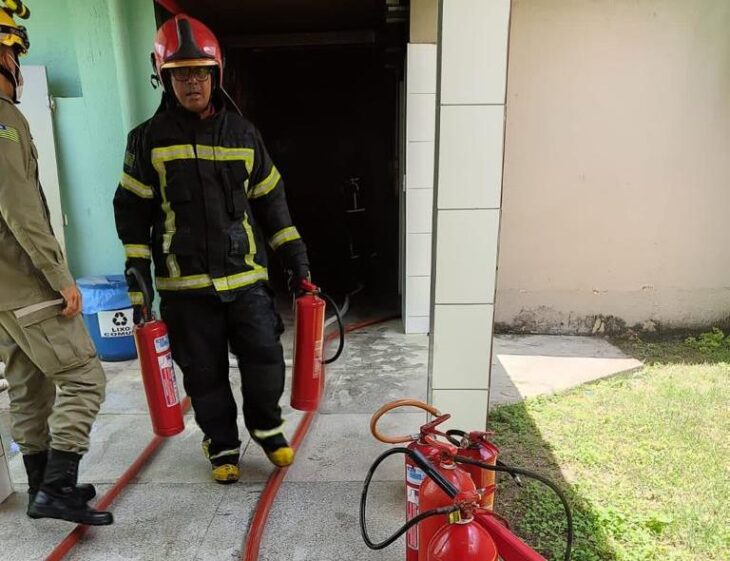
[132,305,147,326]
[287,263,311,296]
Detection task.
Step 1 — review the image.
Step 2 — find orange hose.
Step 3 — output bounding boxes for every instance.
[369,399,441,444]
[44,397,192,561]
[242,315,399,561]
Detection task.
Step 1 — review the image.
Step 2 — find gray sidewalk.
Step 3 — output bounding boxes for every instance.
[0,321,640,560]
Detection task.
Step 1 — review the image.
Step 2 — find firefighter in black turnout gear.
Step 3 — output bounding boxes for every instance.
[113,15,309,483]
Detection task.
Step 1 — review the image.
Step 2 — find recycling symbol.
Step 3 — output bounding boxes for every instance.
[112,312,128,327]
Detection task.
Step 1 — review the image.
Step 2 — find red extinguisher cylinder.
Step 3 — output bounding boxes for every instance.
[133,320,184,437]
[405,438,437,560]
[458,433,499,509]
[291,290,326,411]
[426,518,499,561]
[417,460,476,561]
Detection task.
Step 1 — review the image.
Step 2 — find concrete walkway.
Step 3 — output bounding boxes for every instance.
[0,320,641,560]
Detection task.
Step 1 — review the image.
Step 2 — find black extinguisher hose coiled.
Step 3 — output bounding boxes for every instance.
[320,291,345,364]
[360,447,460,550]
[454,456,574,561]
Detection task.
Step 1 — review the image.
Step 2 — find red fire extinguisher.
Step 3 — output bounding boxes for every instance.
[127,268,184,437]
[447,430,499,510]
[370,399,446,561]
[290,280,344,411]
[417,439,477,561]
[426,491,499,561]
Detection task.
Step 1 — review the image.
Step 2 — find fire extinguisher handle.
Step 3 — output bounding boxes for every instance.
[126,267,153,323]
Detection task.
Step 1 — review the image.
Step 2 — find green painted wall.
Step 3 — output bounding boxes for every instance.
[23,0,160,277]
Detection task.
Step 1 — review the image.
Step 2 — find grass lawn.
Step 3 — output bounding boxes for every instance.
[489,332,729,561]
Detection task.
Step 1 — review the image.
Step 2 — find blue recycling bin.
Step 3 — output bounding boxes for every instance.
[77,275,137,362]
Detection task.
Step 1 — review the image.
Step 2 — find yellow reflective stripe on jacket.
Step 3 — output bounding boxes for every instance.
[269,226,301,250]
[151,146,192,254]
[124,244,151,259]
[156,269,268,292]
[212,268,269,292]
[128,292,144,306]
[120,172,154,199]
[242,212,264,272]
[152,144,253,168]
[156,274,213,291]
[166,255,181,278]
[151,144,196,166]
[249,166,281,199]
[196,145,253,170]
[151,144,254,254]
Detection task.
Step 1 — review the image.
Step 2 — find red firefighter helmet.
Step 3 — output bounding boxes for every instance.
[153,14,223,89]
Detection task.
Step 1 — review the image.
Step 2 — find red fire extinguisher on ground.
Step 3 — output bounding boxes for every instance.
[426,490,499,561]
[291,280,344,411]
[447,430,499,510]
[362,401,575,561]
[370,399,448,561]
[417,439,477,561]
[127,268,184,437]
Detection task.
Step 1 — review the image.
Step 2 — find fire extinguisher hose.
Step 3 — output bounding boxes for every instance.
[360,446,461,550]
[370,399,442,444]
[454,456,574,561]
[320,291,345,364]
[243,315,399,561]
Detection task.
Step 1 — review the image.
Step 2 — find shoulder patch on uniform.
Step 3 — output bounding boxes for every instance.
[124,150,135,168]
[0,123,20,143]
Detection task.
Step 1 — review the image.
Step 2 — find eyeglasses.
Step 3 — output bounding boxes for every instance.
[170,67,213,82]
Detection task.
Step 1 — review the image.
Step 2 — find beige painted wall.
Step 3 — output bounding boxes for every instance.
[410,0,438,43]
[496,0,730,333]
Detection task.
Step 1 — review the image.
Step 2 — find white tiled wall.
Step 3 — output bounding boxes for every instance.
[404,44,439,334]
[440,0,511,105]
[432,389,489,432]
[406,233,432,277]
[432,304,494,390]
[406,94,437,142]
[406,276,431,317]
[434,209,500,304]
[437,105,505,210]
[0,434,13,504]
[406,141,435,190]
[428,0,511,427]
[406,189,433,233]
[407,44,438,93]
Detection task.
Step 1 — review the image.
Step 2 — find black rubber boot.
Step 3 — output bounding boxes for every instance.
[22,450,97,516]
[28,449,113,526]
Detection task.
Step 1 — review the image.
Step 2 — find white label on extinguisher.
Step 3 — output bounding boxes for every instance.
[154,334,170,353]
[313,337,323,379]
[406,487,420,549]
[406,465,425,486]
[157,352,180,407]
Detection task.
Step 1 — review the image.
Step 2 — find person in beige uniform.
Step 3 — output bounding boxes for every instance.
[0,2,111,525]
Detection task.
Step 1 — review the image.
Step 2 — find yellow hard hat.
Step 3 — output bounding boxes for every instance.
[0,1,30,55]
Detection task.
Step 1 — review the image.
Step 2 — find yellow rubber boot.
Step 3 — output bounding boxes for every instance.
[202,438,240,483]
[211,463,240,484]
[266,446,295,468]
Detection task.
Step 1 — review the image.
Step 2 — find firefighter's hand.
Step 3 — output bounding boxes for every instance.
[132,305,147,325]
[59,284,82,318]
[288,266,311,296]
